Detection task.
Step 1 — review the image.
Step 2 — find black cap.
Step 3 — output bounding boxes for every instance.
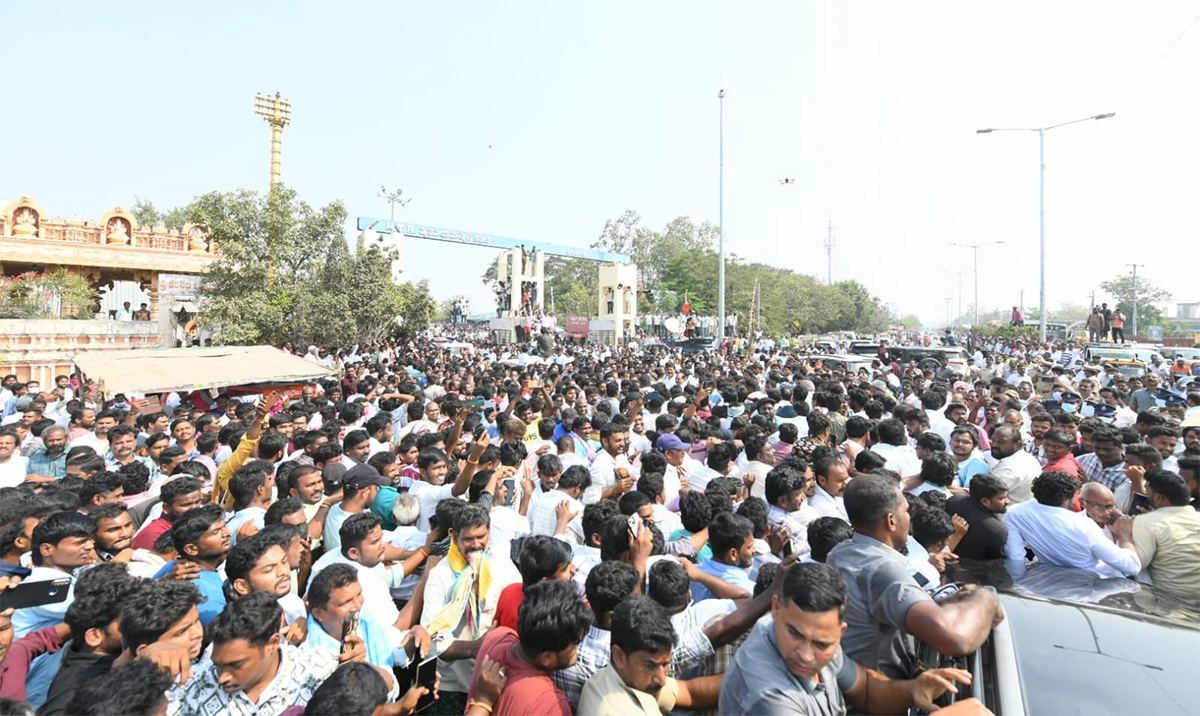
[342,464,389,490]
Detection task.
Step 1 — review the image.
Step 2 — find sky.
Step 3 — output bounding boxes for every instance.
[2,1,1198,327]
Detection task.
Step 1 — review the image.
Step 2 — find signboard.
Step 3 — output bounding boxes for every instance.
[355,218,631,264]
[158,273,202,296]
[565,316,590,338]
[1147,325,1163,342]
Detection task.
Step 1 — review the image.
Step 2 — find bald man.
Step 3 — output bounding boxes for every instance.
[1080,482,1120,537]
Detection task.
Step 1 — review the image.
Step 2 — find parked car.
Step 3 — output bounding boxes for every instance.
[814,354,877,375]
[916,560,1200,715]
[884,345,969,373]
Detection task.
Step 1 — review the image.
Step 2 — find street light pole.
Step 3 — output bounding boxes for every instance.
[718,89,726,343]
[977,112,1114,342]
[950,241,1004,326]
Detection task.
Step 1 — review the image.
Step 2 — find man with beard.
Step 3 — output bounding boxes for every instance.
[576,597,721,715]
[285,464,336,549]
[26,425,68,483]
[421,504,521,707]
[40,563,139,716]
[988,425,1041,504]
[154,504,231,627]
[91,503,135,562]
[720,563,981,716]
[827,475,1002,679]
[690,512,756,602]
[226,533,306,626]
[764,465,814,558]
[945,474,1010,560]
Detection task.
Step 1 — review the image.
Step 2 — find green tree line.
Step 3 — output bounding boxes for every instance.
[131,188,434,347]
[484,209,904,335]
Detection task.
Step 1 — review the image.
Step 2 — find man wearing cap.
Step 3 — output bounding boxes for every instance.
[658,433,696,505]
[325,463,392,554]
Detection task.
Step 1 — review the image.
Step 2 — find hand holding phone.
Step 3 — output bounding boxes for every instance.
[340,611,361,655]
[0,578,70,611]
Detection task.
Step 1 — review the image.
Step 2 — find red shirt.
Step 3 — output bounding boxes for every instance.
[466,627,571,716]
[492,583,525,632]
[1043,454,1083,481]
[130,515,172,551]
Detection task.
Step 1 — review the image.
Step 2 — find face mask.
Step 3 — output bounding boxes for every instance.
[1062,403,1077,414]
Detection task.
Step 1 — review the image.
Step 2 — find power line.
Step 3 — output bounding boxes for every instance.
[1114,10,1200,109]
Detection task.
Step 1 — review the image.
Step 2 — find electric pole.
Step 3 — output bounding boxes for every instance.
[824,220,835,285]
[254,92,292,188]
[1127,263,1144,338]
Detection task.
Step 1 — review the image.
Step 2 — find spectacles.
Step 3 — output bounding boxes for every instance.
[1082,499,1116,511]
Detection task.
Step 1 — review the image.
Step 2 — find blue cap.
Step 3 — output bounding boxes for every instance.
[1094,403,1117,419]
[656,433,692,452]
[1061,392,1082,403]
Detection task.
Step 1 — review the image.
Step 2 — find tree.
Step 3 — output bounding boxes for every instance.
[167,185,432,346]
[130,197,189,231]
[1099,273,1172,328]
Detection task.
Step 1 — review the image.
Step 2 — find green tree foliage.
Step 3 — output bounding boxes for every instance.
[152,186,432,346]
[129,197,189,232]
[1099,273,1171,327]
[0,271,98,319]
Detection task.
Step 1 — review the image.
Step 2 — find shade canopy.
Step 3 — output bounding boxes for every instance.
[73,345,334,396]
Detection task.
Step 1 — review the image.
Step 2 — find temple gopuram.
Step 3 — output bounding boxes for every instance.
[0,196,219,382]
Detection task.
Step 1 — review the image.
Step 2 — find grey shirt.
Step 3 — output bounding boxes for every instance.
[719,621,857,716]
[827,533,932,679]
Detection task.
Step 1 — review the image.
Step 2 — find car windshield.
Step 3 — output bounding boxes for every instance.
[1091,348,1136,361]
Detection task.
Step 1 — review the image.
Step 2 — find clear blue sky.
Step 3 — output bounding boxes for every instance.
[2,2,1198,326]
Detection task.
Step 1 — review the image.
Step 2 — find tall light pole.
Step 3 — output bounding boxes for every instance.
[1127,263,1144,338]
[717,89,726,342]
[377,186,411,225]
[254,92,292,188]
[976,112,1115,341]
[951,241,1004,326]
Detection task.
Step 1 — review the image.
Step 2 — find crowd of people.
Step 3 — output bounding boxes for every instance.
[0,329,1196,716]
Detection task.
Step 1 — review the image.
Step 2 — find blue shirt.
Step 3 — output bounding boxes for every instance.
[304,610,401,670]
[153,561,226,626]
[690,558,755,602]
[225,507,267,546]
[27,448,67,479]
[323,504,353,554]
[956,457,991,488]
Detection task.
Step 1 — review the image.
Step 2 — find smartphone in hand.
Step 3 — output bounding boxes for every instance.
[340,611,360,655]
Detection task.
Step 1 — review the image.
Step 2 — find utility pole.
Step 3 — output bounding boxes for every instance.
[824,220,835,285]
[1127,263,1144,338]
[717,89,726,342]
[254,92,292,188]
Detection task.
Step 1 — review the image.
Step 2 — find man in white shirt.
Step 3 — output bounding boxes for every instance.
[585,424,636,505]
[1005,471,1141,578]
[988,425,1042,504]
[408,445,478,533]
[528,464,589,543]
[307,511,428,650]
[0,429,28,488]
[808,456,849,522]
[921,390,956,445]
[738,435,776,502]
[659,432,703,505]
[871,419,922,478]
[420,505,521,696]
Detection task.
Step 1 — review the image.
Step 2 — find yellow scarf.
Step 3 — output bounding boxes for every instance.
[426,541,493,637]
